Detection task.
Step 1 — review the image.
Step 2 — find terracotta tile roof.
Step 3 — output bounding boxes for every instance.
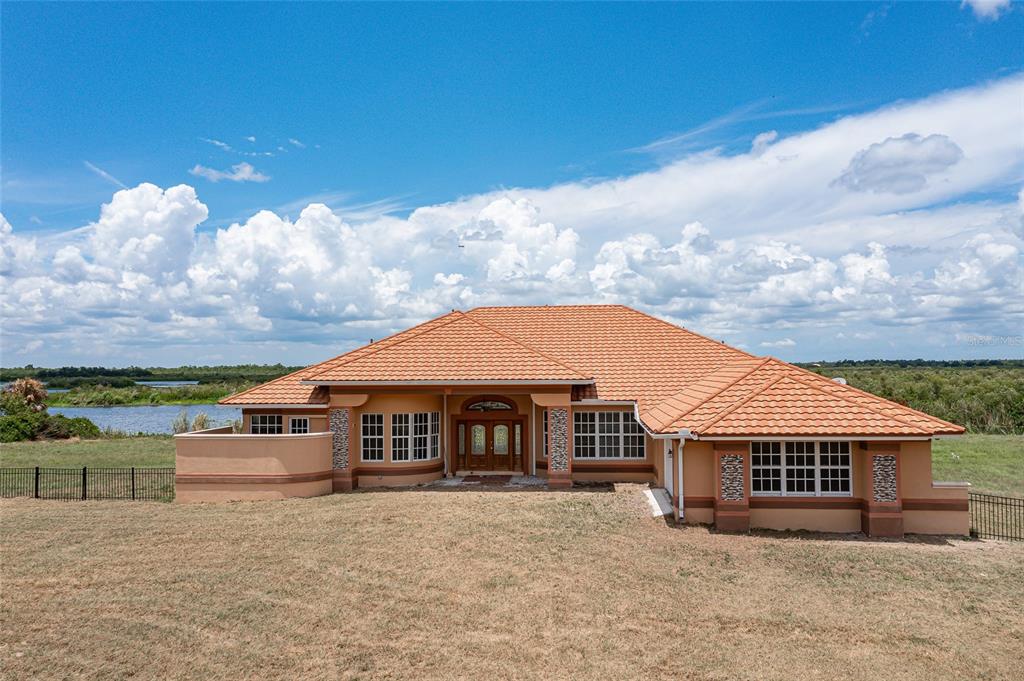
[641,357,962,437]
[220,305,964,436]
[219,367,328,406]
[302,312,590,383]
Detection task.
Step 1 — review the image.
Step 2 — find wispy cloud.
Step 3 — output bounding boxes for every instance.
[189,162,270,183]
[288,138,306,149]
[83,161,127,189]
[245,136,256,143]
[633,100,858,155]
[760,338,797,348]
[275,190,412,220]
[200,137,274,158]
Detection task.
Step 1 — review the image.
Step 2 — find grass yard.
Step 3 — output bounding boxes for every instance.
[0,436,175,468]
[932,435,1023,496]
[2,487,1023,681]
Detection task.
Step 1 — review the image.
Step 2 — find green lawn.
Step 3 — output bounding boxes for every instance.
[0,436,175,468]
[932,434,1023,497]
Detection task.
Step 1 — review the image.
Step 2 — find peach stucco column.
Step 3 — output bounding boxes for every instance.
[713,442,750,532]
[861,443,903,537]
[329,407,355,492]
[546,406,572,488]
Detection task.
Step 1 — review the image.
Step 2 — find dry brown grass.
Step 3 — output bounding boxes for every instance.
[2,485,1023,681]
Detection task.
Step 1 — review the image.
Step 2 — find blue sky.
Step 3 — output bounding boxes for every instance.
[1,2,1022,366]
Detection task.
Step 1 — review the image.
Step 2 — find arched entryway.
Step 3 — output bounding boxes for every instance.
[452,396,527,473]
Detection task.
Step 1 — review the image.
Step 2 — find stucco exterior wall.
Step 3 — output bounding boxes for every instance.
[175,430,332,503]
[750,508,862,533]
[350,393,444,467]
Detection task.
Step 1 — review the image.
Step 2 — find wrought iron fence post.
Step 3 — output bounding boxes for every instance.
[82,466,87,501]
[34,466,40,499]
[131,467,136,500]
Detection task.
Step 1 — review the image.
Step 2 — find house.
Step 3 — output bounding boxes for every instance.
[174,305,969,537]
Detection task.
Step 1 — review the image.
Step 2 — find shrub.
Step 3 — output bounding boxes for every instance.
[2,378,47,413]
[171,409,190,434]
[40,414,102,440]
[190,412,210,432]
[0,412,46,442]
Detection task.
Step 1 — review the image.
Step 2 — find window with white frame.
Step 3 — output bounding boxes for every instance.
[430,412,440,459]
[289,417,309,434]
[391,414,410,461]
[573,411,645,459]
[250,414,282,434]
[750,441,852,496]
[391,412,439,462]
[412,412,430,460]
[543,410,549,458]
[818,441,852,494]
[361,413,384,461]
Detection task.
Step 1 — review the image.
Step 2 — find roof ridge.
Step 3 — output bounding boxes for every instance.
[695,372,790,434]
[615,305,759,361]
[779,360,962,432]
[302,311,465,380]
[779,369,931,434]
[462,313,591,379]
[649,356,773,426]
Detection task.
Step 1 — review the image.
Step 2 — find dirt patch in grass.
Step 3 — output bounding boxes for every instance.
[2,485,1022,680]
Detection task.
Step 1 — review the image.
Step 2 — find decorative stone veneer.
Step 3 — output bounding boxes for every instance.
[329,408,350,469]
[720,454,745,501]
[872,454,897,503]
[548,408,569,471]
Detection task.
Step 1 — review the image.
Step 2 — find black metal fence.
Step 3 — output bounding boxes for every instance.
[0,467,175,502]
[970,492,1024,541]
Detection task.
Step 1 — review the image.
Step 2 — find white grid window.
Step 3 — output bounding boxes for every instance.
[361,413,384,461]
[391,414,410,462]
[751,441,852,497]
[430,412,440,459]
[250,414,282,434]
[573,411,644,459]
[750,441,782,493]
[392,412,439,462]
[543,410,550,458]
[818,441,852,494]
[785,441,816,494]
[573,411,596,457]
[289,417,309,434]
[413,413,430,460]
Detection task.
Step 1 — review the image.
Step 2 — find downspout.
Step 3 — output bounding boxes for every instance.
[676,428,694,523]
[443,393,449,477]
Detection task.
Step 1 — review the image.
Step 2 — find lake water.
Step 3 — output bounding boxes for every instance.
[49,404,241,434]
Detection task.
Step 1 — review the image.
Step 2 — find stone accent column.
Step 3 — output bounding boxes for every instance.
[330,407,355,492]
[861,444,902,537]
[546,407,572,489]
[713,443,750,532]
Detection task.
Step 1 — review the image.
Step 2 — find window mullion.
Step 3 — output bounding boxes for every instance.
[814,442,821,498]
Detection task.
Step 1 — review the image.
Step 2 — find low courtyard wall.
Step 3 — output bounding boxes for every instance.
[175,427,333,502]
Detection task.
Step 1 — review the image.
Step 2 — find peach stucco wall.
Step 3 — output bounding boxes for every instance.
[175,429,332,503]
[242,409,328,433]
[351,393,444,467]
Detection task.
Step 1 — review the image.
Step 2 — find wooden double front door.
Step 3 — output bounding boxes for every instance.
[457,419,525,472]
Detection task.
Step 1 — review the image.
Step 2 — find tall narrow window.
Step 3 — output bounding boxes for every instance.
[391,413,410,462]
[412,412,430,460]
[750,441,782,493]
[430,412,440,459]
[542,410,549,458]
[361,413,384,461]
[250,414,282,434]
[573,411,596,458]
[785,441,816,494]
[818,441,852,494]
